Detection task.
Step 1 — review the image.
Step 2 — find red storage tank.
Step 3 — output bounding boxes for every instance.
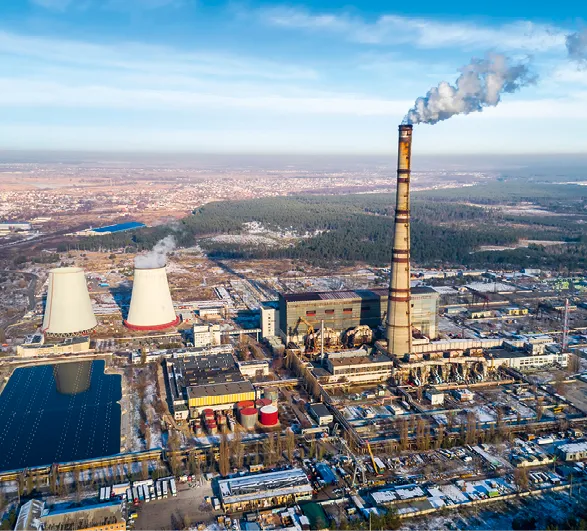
[203,408,214,417]
[259,405,278,426]
[237,400,255,410]
[256,399,272,408]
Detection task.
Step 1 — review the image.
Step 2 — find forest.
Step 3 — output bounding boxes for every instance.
[65,181,587,270]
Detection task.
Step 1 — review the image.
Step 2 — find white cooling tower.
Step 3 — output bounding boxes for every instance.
[124,266,179,331]
[42,267,97,336]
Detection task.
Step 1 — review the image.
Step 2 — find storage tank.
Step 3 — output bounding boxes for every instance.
[240,407,258,429]
[124,265,179,331]
[42,267,97,336]
[259,405,279,426]
[255,399,272,408]
[264,389,279,404]
[237,400,255,410]
[202,409,214,419]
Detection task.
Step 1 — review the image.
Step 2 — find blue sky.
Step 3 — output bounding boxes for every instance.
[0,0,585,154]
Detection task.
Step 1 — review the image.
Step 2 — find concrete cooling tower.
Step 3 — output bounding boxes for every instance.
[124,266,179,331]
[42,267,97,337]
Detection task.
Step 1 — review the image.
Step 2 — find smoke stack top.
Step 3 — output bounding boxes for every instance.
[566,29,587,67]
[134,235,176,269]
[404,53,537,125]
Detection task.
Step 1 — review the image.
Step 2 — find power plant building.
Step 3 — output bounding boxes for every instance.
[279,287,438,344]
[165,353,256,413]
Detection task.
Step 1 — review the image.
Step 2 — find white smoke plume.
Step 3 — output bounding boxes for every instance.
[134,235,176,269]
[404,53,537,125]
[566,29,587,68]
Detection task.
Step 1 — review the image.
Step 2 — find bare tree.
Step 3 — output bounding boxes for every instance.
[219,433,230,477]
[285,429,296,462]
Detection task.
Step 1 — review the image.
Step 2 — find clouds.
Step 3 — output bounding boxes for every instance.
[30,0,185,11]
[259,6,566,52]
[30,0,73,9]
[566,29,587,68]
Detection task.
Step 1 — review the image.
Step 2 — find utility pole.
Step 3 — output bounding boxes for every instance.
[320,319,324,360]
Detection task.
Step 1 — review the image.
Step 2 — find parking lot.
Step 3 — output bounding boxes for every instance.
[133,480,217,530]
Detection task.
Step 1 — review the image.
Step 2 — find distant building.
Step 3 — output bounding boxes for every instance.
[0,222,31,233]
[192,324,221,348]
[261,302,280,339]
[279,287,438,344]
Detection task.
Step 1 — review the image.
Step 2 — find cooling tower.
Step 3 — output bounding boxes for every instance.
[386,124,413,357]
[124,266,179,330]
[42,267,97,337]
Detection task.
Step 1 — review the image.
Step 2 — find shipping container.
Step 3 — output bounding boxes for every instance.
[170,478,177,496]
[162,480,168,498]
[155,482,162,499]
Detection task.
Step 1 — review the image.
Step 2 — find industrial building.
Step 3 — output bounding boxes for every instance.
[218,468,313,512]
[278,286,438,345]
[192,323,221,347]
[16,336,91,357]
[486,339,567,371]
[261,302,280,339]
[557,441,587,461]
[322,349,395,384]
[308,403,334,426]
[237,360,270,378]
[15,499,125,531]
[42,267,97,337]
[166,353,256,413]
[187,381,255,409]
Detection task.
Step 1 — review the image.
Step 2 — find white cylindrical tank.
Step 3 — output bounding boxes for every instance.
[42,267,97,336]
[124,266,179,331]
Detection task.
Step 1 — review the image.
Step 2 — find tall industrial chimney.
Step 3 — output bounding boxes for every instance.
[386,124,413,356]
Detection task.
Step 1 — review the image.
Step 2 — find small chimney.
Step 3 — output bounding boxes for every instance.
[386,124,413,356]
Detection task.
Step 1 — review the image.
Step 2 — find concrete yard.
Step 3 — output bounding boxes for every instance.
[134,480,217,530]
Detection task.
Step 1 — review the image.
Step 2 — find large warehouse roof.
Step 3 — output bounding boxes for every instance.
[218,468,312,504]
[187,380,254,400]
[281,286,436,303]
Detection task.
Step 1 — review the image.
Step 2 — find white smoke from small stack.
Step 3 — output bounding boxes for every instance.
[404,53,537,125]
[134,235,176,269]
[566,29,587,68]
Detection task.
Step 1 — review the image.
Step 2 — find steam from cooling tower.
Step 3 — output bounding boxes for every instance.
[566,29,587,68]
[134,235,176,269]
[404,53,537,125]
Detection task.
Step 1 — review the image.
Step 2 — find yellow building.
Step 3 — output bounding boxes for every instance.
[16,336,92,357]
[506,307,529,316]
[187,380,255,409]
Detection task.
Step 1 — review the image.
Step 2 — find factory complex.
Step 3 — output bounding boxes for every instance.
[5,125,587,531]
